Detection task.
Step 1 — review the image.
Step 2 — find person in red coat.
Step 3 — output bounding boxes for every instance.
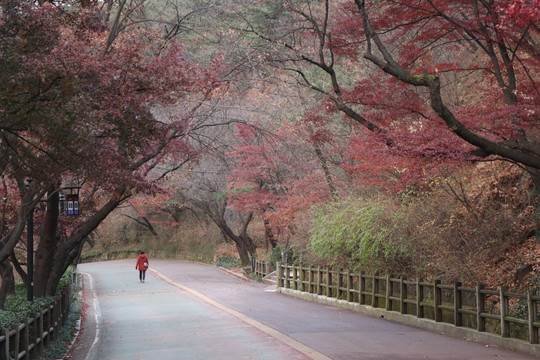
[135,251,149,283]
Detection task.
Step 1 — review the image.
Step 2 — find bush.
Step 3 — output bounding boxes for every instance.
[269,246,282,268]
[309,196,418,274]
[56,266,74,292]
[0,289,52,329]
[248,273,263,282]
[0,267,74,329]
[216,256,241,268]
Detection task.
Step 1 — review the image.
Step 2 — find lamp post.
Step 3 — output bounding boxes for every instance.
[25,185,80,303]
[24,177,35,303]
[27,210,34,303]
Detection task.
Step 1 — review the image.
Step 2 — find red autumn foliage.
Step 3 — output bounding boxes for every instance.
[228,120,338,239]
[0,0,220,301]
[264,0,539,189]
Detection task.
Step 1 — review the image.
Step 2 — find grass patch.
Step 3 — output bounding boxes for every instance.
[248,273,263,282]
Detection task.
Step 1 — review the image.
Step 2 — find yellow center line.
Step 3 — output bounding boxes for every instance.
[150,268,332,360]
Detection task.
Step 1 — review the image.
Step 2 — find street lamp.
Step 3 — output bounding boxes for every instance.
[26,185,81,303]
[24,177,35,303]
[27,210,34,302]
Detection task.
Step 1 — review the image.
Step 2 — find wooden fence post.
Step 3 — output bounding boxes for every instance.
[385,275,391,311]
[38,310,44,355]
[400,277,407,315]
[286,264,291,289]
[359,271,365,305]
[22,318,29,360]
[317,266,322,295]
[454,281,463,326]
[476,283,485,332]
[292,265,298,291]
[434,280,442,322]
[372,273,379,308]
[346,270,352,303]
[326,267,331,297]
[2,328,9,360]
[337,269,343,300]
[56,297,62,340]
[13,323,20,360]
[51,300,57,342]
[61,291,66,326]
[299,266,305,292]
[500,286,510,338]
[36,312,41,357]
[528,290,538,344]
[417,277,424,319]
[31,315,37,359]
[308,266,313,293]
[44,307,50,347]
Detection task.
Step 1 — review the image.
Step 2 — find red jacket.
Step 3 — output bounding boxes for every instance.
[136,254,149,271]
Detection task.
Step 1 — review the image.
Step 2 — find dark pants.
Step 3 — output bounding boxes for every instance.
[139,270,146,281]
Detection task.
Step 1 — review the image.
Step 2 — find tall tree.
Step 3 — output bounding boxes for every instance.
[0,0,219,302]
[244,0,539,189]
[227,118,341,242]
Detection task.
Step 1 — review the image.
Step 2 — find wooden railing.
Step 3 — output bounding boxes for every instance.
[0,282,73,360]
[276,263,540,345]
[254,260,272,277]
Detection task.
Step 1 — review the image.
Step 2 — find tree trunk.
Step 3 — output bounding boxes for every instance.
[142,216,158,236]
[0,184,40,306]
[44,189,128,296]
[528,168,540,240]
[0,259,15,308]
[124,214,158,236]
[308,123,337,198]
[34,190,59,297]
[234,236,253,266]
[46,243,81,296]
[10,251,26,284]
[211,215,256,266]
[263,219,277,249]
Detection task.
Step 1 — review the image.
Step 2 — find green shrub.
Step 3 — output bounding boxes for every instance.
[56,266,74,292]
[248,273,263,282]
[216,256,241,268]
[0,288,52,329]
[269,246,282,268]
[0,267,75,329]
[310,198,385,266]
[309,197,416,273]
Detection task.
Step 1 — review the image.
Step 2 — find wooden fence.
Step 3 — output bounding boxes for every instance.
[277,263,540,344]
[0,282,74,360]
[254,260,272,278]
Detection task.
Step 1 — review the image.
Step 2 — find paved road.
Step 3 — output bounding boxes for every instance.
[69,259,536,360]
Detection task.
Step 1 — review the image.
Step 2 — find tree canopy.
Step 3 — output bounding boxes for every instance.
[0,0,219,304]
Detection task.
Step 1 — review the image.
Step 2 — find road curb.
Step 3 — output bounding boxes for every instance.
[216,266,253,282]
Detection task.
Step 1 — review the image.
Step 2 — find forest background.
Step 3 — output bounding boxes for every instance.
[0,0,539,308]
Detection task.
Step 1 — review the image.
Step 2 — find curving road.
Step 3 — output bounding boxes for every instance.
[68,259,535,360]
